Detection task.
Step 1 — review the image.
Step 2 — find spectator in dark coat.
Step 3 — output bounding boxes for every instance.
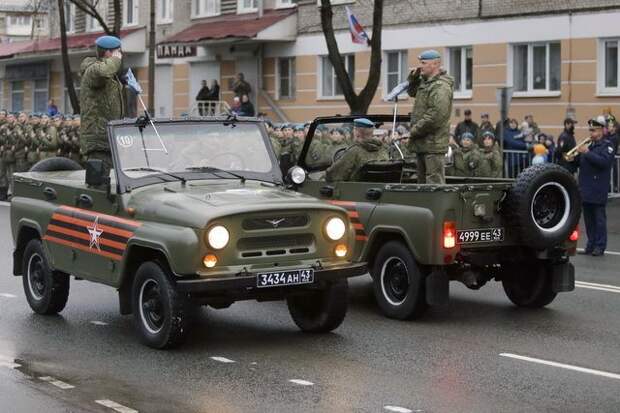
[233,73,252,98]
[207,80,220,101]
[554,118,577,173]
[47,99,59,117]
[503,118,530,177]
[239,94,255,117]
[454,109,479,143]
[196,80,210,116]
[574,118,616,256]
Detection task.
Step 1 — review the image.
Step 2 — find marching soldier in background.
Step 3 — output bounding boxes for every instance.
[326,118,389,182]
[80,35,125,178]
[480,131,503,178]
[2,114,16,195]
[38,113,59,160]
[406,50,454,184]
[13,112,31,173]
[26,113,41,168]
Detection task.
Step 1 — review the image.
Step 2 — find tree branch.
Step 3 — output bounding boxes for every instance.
[359,0,383,104]
[69,0,113,35]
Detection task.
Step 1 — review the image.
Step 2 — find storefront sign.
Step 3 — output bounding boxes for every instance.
[157,45,197,59]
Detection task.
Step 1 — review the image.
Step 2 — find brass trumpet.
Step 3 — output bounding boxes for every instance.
[563,138,592,162]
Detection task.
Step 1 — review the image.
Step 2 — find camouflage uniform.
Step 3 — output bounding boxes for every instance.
[26,117,41,168]
[79,55,124,174]
[326,137,389,182]
[452,145,489,177]
[481,144,503,178]
[407,70,454,184]
[39,121,60,160]
[13,117,31,173]
[1,118,16,194]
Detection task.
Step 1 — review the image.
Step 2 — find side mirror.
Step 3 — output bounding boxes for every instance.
[85,159,109,188]
[285,166,306,186]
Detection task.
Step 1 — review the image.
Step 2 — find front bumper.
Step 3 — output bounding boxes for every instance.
[175,262,367,294]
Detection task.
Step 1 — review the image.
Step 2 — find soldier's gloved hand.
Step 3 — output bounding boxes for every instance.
[407,68,422,97]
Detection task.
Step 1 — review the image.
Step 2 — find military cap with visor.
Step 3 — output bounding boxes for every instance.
[588,117,605,129]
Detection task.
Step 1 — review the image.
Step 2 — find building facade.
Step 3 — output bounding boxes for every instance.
[0,0,619,137]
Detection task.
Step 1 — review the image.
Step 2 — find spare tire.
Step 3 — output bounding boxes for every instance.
[504,163,581,249]
[30,157,82,173]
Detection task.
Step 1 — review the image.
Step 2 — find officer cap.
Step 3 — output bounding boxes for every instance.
[353,118,375,129]
[461,132,475,141]
[588,117,605,129]
[95,35,121,50]
[418,49,441,61]
[481,131,495,140]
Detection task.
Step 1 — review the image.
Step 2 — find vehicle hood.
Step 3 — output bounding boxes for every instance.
[127,180,339,228]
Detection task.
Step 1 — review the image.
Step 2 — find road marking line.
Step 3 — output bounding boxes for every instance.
[90,320,109,326]
[575,282,620,294]
[39,376,75,390]
[289,379,314,386]
[0,201,9,207]
[577,248,620,256]
[95,399,138,413]
[0,361,21,369]
[500,353,620,380]
[576,281,620,290]
[0,293,17,298]
[210,356,235,363]
[384,406,414,413]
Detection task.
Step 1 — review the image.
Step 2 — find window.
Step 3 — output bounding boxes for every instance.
[124,0,139,26]
[238,0,257,13]
[599,39,620,95]
[447,46,473,97]
[385,50,408,95]
[511,42,561,94]
[33,79,48,113]
[276,0,295,7]
[11,81,24,112]
[320,55,354,98]
[8,15,31,26]
[277,57,296,99]
[157,0,173,23]
[193,0,220,17]
[86,0,106,32]
[64,1,76,33]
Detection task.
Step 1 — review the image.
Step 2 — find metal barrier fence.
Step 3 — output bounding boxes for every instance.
[503,149,620,198]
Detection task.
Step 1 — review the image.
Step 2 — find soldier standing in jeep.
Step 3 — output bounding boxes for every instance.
[79,35,125,178]
[406,49,454,184]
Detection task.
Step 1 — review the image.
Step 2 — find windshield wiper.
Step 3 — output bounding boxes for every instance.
[124,167,186,184]
[185,166,246,183]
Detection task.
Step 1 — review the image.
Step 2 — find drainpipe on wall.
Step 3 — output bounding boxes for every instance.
[257,0,263,19]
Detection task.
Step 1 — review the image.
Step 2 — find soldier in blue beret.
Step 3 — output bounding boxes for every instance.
[79,35,124,180]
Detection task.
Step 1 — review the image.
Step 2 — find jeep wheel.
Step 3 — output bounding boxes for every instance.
[22,239,70,315]
[501,262,557,308]
[287,280,348,333]
[372,241,428,320]
[132,261,191,349]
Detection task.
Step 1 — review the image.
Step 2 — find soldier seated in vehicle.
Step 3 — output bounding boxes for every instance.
[450,132,490,177]
[480,131,503,178]
[325,118,389,182]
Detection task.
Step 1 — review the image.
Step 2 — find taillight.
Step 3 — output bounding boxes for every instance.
[443,221,457,249]
[569,226,579,242]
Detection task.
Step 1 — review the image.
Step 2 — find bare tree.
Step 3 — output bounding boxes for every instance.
[57,0,80,113]
[319,0,384,115]
[68,0,121,35]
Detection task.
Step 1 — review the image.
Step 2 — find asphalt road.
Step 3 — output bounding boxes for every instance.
[1,201,620,413]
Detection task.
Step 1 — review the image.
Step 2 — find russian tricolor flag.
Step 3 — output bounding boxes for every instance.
[346,6,369,46]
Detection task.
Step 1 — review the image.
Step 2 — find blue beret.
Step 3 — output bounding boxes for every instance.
[95,35,121,50]
[481,131,495,139]
[353,118,375,128]
[418,49,441,60]
[461,132,475,140]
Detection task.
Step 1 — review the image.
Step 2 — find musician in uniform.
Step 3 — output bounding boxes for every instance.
[573,117,616,256]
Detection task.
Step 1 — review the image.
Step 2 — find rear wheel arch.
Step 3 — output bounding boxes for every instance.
[364,229,419,270]
[118,244,174,315]
[14,223,43,276]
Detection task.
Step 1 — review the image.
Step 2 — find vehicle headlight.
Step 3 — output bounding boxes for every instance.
[325,217,346,241]
[207,225,230,250]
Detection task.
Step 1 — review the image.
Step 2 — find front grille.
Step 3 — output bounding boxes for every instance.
[238,234,314,258]
[242,214,309,230]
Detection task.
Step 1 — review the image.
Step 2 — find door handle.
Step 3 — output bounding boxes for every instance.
[319,185,334,198]
[43,187,57,201]
[77,194,94,208]
[366,188,382,201]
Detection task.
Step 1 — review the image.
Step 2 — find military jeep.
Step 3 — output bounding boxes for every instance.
[10,117,365,349]
[293,115,580,320]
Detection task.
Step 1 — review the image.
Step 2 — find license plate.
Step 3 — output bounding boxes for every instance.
[457,228,504,244]
[256,269,315,288]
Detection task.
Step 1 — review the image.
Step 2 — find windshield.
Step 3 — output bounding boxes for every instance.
[112,122,276,184]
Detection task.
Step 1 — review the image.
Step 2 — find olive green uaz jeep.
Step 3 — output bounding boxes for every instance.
[293,115,579,320]
[10,117,365,349]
